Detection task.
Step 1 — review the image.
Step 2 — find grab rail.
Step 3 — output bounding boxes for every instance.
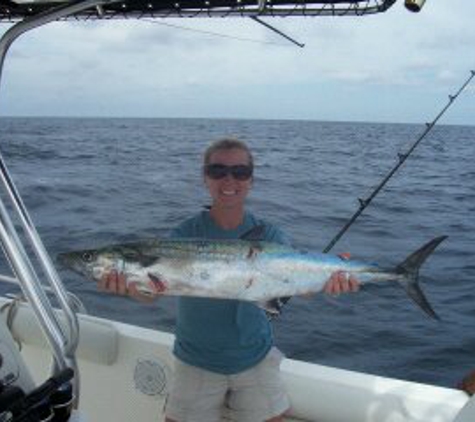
[0,0,115,407]
[0,273,88,314]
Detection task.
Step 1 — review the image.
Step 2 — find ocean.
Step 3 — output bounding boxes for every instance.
[0,117,473,389]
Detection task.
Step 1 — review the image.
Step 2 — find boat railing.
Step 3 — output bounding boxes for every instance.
[0,149,82,388]
[0,0,398,21]
[0,0,117,408]
[0,274,88,315]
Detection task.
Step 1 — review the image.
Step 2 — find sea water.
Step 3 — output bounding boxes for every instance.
[0,117,473,388]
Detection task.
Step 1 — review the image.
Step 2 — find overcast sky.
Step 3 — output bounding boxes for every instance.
[0,0,474,124]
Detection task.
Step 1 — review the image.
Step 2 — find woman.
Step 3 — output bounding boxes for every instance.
[100,138,358,422]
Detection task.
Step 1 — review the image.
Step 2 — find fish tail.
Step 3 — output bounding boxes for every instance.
[395,235,447,320]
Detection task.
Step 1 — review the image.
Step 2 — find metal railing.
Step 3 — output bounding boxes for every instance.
[0,0,116,408]
[0,0,398,21]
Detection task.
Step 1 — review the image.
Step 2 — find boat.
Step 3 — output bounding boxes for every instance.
[0,295,472,422]
[0,1,473,421]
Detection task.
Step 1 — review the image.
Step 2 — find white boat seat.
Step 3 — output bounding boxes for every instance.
[1,300,119,365]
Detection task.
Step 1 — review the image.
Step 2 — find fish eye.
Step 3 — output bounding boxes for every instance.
[82,252,95,263]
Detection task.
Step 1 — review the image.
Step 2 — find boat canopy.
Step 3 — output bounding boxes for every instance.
[0,0,398,21]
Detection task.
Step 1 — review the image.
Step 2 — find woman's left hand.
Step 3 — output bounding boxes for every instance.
[323,253,359,295]
[323,270,359,295]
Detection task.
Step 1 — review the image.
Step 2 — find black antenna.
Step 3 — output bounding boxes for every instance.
[273,70,475,316]
[251,16,305,48]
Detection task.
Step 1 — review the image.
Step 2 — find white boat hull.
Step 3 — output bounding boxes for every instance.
[1,297,471,422]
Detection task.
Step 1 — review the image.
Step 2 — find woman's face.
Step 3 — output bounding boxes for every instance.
[204,148,253,210]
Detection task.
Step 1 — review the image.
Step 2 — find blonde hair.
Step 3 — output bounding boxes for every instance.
[203,138,254,170]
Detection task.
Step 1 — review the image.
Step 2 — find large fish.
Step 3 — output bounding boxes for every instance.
[57,227,447,319]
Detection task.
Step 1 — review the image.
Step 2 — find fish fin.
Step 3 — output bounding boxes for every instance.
[395,236,447,320]
[240,225,266,241]
[258,297,291,317]
[258,299,281,316]
[147,272,168,293]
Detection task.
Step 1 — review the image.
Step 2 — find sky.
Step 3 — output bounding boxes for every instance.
[0,0,474,124]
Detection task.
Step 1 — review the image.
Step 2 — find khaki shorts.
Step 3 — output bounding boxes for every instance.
[165,347,290,422]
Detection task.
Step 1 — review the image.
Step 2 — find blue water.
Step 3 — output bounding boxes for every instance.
[0,117,474,389]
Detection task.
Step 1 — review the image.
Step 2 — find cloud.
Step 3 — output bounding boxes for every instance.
[0,1,474,123]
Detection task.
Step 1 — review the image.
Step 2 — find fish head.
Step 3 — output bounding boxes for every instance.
[57,246,124,281]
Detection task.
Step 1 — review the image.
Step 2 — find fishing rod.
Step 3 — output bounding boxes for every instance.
[274,70,475,315]
[323,70,475,253]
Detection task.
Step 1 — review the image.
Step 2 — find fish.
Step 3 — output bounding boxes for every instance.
[57,227,447,319]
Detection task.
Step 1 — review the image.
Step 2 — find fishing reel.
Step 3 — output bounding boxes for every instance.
[0,316,74,421]
[0,368,74,422]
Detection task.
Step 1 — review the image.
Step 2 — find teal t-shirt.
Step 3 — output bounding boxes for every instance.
[171,210,288,374]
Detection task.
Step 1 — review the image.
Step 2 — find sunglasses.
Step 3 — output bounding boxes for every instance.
[205,163,253,181]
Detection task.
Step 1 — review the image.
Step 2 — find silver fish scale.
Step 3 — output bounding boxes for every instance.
[146,239,288,261]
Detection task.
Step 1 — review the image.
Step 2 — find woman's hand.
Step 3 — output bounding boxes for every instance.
[323,253,359,296]
[98,270,157,303]
[323,270,359,295]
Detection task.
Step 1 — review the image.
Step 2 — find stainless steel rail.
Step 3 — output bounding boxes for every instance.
[0,0,398,22]
[0,273,88,314]
[0,0,114,407]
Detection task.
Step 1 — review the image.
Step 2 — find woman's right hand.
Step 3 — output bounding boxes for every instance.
[98,270,157,303]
